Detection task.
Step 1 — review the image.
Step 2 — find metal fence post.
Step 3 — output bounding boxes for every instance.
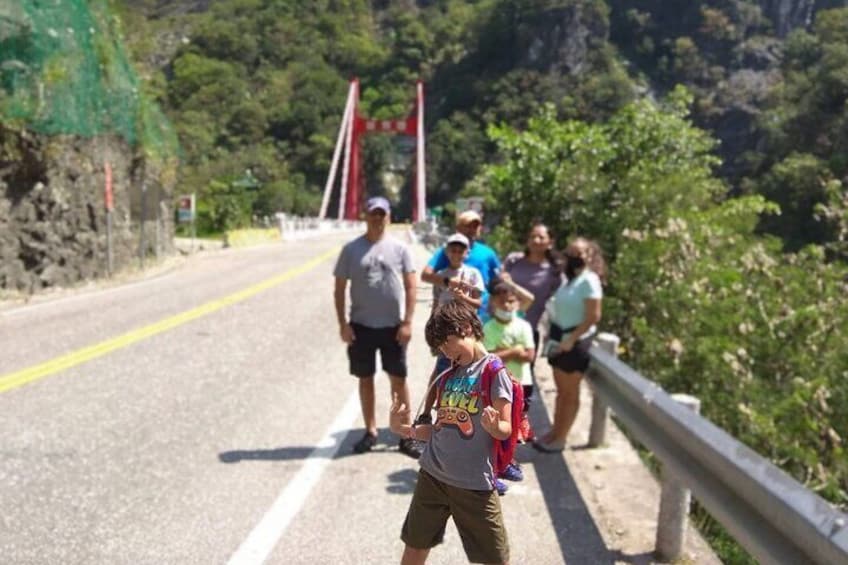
[655,393,701,561]
[588,332,619,447]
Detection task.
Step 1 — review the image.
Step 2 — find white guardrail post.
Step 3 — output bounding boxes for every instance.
[588,332,618,447]
[656,393,701,561]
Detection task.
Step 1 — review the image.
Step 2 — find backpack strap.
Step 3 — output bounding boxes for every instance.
[433,365,454,408]
[479,355,504,408]
[478,355,523,477]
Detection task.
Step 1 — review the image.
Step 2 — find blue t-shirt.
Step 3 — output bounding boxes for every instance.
[428,240,501,318]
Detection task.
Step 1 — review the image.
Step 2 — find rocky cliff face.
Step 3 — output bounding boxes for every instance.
[761,0,848,36]
[701,1,847,181]
[0,0,177,292]
[513,3,607,75]
[0,127,173,291]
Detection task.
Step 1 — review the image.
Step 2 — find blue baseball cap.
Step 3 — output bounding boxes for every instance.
[366,196,391,214]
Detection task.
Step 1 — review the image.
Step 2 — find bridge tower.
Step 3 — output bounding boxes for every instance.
[318,80,426,222]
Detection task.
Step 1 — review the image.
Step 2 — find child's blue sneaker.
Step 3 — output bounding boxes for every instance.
[499,462,524,482]
[493,477,509,496]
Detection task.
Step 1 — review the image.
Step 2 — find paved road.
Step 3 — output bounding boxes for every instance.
[0,232,711,564]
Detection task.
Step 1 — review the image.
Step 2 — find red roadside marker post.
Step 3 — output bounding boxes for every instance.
[104,161,114,276]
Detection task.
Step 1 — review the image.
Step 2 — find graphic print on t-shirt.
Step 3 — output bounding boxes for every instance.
[364,253,389,286]
[436,373,481,437]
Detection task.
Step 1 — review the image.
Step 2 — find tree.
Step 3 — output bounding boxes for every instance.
[475,89,848,512]
[478,86,721,260]
[756,153,836,250]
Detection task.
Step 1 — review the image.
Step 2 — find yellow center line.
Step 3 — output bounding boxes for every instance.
[0,247,340,395]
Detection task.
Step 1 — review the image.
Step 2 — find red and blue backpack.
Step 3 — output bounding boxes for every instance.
[436,355,524,477]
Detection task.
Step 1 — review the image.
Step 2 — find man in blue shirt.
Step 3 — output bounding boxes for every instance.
[421,210,501,318]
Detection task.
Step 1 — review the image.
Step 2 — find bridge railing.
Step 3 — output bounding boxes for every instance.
[275,214,363,241]
[586,334,848,564]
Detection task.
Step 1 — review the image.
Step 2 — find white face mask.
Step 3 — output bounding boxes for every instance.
[494,308,514,322]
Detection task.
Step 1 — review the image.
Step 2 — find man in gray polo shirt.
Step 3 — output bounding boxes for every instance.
[333,196,422,458]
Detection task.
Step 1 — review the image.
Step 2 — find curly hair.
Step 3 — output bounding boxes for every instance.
[569,237,608,285]
[425,300,483,350]
[584,239,608,285]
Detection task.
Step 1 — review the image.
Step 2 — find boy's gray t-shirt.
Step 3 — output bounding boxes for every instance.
[419,353,513,491]
[432,264,486,306]
[333,234,415,328]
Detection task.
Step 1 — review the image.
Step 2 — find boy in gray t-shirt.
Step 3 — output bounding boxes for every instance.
[431,232,485,314]
[390,301,513,564]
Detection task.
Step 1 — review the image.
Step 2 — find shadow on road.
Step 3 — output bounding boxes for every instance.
[386,468,418,495]
[218,446,315,463]
[218,428,414,463]
[524,395,615,564]
[609,549,656,564]
[218,404,618,564]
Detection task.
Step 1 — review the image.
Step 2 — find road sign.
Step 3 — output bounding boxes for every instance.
[177,194,195,223]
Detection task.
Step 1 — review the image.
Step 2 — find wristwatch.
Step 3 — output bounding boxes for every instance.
[443,276,450,287]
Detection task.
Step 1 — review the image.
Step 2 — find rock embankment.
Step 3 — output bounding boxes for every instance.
[1,127,174,291]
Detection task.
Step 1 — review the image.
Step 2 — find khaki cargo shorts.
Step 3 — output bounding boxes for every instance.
[401,469,509,564]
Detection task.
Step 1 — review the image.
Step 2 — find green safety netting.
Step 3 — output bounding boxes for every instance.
[0,0,177,159]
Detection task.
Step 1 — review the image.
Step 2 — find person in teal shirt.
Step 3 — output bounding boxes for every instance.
[534,237,606,453]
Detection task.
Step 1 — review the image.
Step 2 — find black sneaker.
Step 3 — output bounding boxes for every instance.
[353,432,377,454]
[398,437,423,459]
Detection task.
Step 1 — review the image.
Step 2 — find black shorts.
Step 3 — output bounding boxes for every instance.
[547,324,593,373]
[348,323,407,377]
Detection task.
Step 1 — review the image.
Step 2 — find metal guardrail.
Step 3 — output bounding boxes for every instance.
[586,336,848,564]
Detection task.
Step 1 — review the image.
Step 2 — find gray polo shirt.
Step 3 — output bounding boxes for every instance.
[333,234,415,328]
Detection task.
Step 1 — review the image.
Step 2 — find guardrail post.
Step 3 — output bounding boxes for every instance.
[588,332,619,447]
[655,393,701,562]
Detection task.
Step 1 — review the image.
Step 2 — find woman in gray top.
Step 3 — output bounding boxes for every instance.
[502,223,564,367]
[501,223,563,443]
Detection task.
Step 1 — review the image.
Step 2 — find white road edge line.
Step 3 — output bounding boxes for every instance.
[227,390,361,565]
